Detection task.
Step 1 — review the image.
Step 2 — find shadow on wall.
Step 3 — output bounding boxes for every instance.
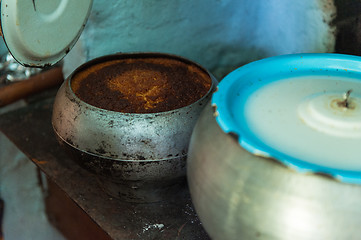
[333,0,361,55]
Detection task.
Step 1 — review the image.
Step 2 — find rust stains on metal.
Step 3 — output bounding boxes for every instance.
[312,171,337,181]
[211,103,219,117]
[228,131,239,143]
[32,158,48,165]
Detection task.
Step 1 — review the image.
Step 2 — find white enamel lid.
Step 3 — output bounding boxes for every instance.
[0,0,93,67]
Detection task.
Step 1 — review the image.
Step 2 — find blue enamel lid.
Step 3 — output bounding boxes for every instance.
[212,53,361,184]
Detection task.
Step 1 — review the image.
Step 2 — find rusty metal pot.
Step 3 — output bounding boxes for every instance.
[52,52,217,203]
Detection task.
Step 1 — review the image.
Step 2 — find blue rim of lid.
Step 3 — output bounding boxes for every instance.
[212,53,361,184]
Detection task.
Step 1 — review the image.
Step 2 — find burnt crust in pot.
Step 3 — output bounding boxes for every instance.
[71,56,212,113]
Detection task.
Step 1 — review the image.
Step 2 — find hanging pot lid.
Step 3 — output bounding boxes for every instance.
[0,0,93,67]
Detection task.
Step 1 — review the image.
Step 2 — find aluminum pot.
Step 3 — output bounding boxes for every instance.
[187,54,361,240]
[52,52,217,203]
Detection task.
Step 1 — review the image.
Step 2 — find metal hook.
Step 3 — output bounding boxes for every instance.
[343,89,352,108]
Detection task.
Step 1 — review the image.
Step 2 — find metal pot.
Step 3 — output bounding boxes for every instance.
[187,54,361,240]
[52,52,217,203]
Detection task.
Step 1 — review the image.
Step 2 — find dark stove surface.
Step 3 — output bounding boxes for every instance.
[0,94,210,240]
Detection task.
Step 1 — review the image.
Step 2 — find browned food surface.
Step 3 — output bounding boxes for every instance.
[71,57,212,113]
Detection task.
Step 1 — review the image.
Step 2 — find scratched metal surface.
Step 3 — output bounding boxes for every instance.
[0,95,210,240]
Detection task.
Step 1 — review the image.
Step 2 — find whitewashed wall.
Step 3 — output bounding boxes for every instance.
[64,0,336,78]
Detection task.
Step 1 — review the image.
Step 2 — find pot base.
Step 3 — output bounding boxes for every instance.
[55,133,188,203]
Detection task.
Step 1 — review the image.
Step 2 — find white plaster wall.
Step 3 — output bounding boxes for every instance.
[63,0,336,78]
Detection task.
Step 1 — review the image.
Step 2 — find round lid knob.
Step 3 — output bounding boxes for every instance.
[0,0,93,67]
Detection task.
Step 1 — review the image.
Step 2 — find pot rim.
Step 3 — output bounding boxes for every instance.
[66,52,217,116]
